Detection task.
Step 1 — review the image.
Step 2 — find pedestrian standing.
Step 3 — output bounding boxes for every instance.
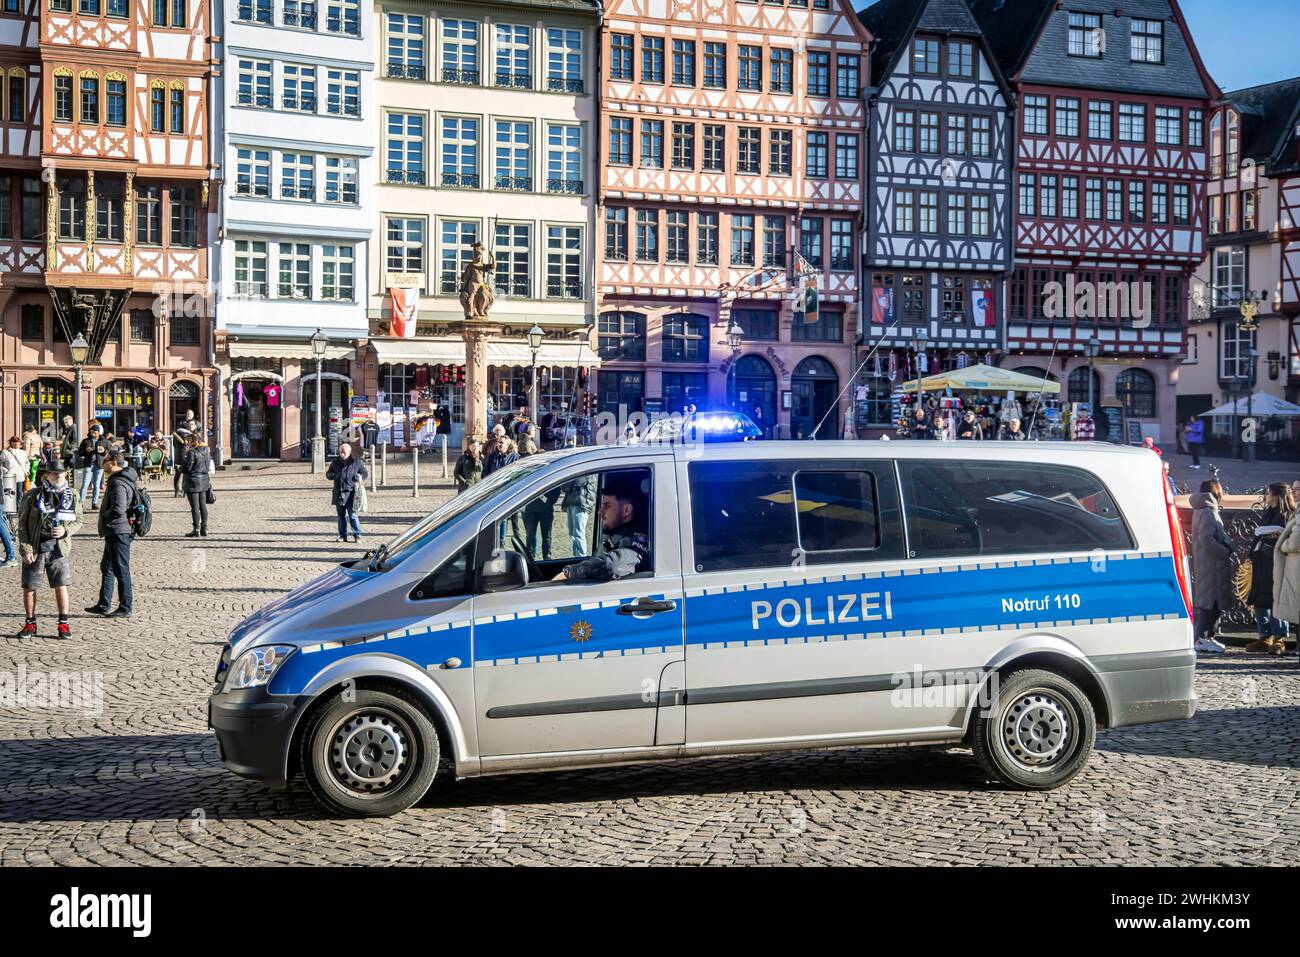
[1273,497,1300,667]
[326,442,368,543]
[1186,415,1204,469]
[59,415,78,471]
[1190,480,1232,653]
[519,424,539,456]
[172,415,196,498]
[483,435,519,477]
[454,440,483,493]
[21,425,41,478]
[999,417,1028,441]
[15,463,82,639]
[1071,410,1095,441]
[1243,482,1293,655]
[956,410,982,440]
[181,433,212,538]
[77,424,109,511]
[910,407,932,440]
[85,452,136,619]
[560,469,596,557]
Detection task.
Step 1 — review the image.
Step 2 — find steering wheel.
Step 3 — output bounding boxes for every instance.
[510,533,542,583]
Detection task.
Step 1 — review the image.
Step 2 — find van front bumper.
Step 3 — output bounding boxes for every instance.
[1093,649,1198,728]
[208,686,306,788]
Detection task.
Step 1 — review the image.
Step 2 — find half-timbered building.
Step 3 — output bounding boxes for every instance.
[856,0,1013,434]
[969,0,1217,443]
[1180,77,1300,456]
[597,0,871,439]
[0,0,215,445]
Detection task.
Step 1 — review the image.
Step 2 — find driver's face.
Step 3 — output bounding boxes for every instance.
[598,495,632,530]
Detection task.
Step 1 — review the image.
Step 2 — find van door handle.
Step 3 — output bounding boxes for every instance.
[617,597,678,617]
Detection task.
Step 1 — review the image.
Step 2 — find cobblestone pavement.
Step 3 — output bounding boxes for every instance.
[1,460,1297,866]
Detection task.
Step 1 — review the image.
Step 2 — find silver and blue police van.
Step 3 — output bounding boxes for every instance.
[209,442,1196,817]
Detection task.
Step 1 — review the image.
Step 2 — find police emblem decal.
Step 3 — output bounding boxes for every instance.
[570,620,593,644]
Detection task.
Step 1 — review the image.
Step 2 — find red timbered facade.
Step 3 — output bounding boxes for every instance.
[970,0,1217,442]
[596,0,872,439]
[0,0,215,446]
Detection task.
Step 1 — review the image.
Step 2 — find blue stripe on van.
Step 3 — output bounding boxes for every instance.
[267,627,474,696]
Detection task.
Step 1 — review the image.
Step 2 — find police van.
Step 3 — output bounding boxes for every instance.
[209,442,1195,817]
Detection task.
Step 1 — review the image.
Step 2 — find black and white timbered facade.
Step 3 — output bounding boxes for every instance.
[857,0,1014,391]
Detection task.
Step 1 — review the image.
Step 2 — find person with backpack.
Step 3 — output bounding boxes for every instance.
[15,463,82,639]
[85,452,137,619]
[181,433,212,537]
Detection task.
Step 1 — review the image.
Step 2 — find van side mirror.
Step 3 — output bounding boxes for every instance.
[477,549,529,592]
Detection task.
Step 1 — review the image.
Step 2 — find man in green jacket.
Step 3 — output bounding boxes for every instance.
[15,463,83,640]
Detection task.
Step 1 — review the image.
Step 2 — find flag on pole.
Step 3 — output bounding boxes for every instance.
[390,287,419,339]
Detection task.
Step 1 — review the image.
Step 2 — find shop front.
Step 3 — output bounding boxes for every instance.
[93,379,156,439]
[21,378,74,441]
[229,359,285,460]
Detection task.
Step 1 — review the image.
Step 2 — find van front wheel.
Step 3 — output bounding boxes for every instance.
[971,668,1096,790]
[300,688,440,817]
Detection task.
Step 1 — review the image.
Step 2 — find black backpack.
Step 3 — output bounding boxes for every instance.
[129,484,153,538]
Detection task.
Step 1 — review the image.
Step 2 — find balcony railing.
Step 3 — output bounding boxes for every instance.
[236,4,272,24]
[233,281,267,298]
[282,95,317,112]
[283,10,317,29]
[385,62,427,80]
[236,93,272,108]
[441,68,480,85]
[281,184,314,201]
[234,182,270,198]
[495,71,532,89]
[326,98,361,117]
[385,168,426,186]
[325,16,360,36]
[495,279,531,297]
[546,178,583,194]
[441,172,479,189]
[546,76,585,94]
[278,284,310,299]
[439,276,458,295]
[547,280,583,300]
[324,185,359,204]
[494,175,532,191]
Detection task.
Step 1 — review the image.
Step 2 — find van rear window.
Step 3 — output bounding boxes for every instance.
[899,460,1133,559]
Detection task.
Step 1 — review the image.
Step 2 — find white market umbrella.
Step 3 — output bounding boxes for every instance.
[1202,392,1300,418]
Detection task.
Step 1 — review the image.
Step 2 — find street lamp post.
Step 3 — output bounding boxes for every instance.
[527,323,544,429]
[1086,333,1101,415]
[1236,291,1268,463]
[69,334,90,443]
[726,319,744,410]
[309,328,328,474]
[913,330,929,407]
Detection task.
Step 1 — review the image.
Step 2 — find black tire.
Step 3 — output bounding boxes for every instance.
[299,687,440,817]
[971,668,1096,790]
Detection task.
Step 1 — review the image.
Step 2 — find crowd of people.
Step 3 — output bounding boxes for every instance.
[2,412,218,638]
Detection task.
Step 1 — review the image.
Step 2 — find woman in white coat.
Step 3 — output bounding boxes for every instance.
[1272,493,1300,666]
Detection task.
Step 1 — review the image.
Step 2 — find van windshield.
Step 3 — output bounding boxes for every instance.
[370,457,552,570]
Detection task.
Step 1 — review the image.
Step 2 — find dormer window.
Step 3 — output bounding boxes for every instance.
[1131,19,1164,63]
[912,38,940,76]
[1067,12,1103,58]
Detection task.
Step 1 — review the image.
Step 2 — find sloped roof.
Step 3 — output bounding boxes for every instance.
[859,0,996,87]
[1222,77,1300,173]
[474,0,599,13]
[964,0,1055,78]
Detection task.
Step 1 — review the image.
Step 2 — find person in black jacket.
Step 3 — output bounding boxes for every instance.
[85,453,136,618]
[327,442,369,543]
[181,433,212,538]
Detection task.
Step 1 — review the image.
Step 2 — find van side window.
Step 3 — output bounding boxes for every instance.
[689,461,902,572]
[794,470,880,554]
[410,540,476,601]
[899,461,1133,559]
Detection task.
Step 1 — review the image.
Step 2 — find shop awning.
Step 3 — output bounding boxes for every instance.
[369,338,466,365]
[228,341,356,362]
[1203,392,1300,417]
[369,337,599,369]
[901,363,1060,395]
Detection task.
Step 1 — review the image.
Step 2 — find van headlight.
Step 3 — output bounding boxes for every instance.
[226,645,296,691]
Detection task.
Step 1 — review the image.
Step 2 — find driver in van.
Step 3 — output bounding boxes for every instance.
[554,477,650,582]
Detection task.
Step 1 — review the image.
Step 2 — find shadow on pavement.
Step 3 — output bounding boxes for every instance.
[1096,705,1299,769]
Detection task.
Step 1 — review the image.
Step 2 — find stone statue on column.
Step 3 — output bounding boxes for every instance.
[459,242,496,321]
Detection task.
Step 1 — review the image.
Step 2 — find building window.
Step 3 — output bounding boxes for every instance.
[105,76,126,126]
[545,123,582,192]
[233,239,268,297]
[277,242,311,299]
[545,28,583,93]
[604,207,627,261]
[791,309,841,342]
[770,128,791,175]
[441,19,480,84]
[170,315,199,345]
[737,127,761,174]
[610,33,633,82]
[1127,180,1145,222]
[635,208,658,262]
[733,307,777,341]
[893,110,915,152]
[1055,97,1080,138]
[971,194,990,236]
[762,215,785,266]
[912,37,939,75]
[661,372,707,414]
[731,214,754,266]
[671,122,695,171]
[1118,103,1146,143]
[324,157,358,205]
[440,116,479,188]
[1173,184,1190,225]
[494,120,532,191]
[640,119,663,168]
[672,39,695,87]
[79,73,99,124]
[799,216,822,268]
[665,210,688,263]
[8,71,25,125]
[282,64,317,113]
[494,24,531,88]
[129,309,153,343]
[696,211,717,265]
[946,115,967,156]
[663,313,709,363]
[598,312,645,361]
[737,45,761,91]
[971,115,991,157]
[235,0,270,24]
[135,185,161,244]
[437,219,478,294]
[1088,100,1112,139]
[280,0,314,30]
[53,73,73,121]
[385,217,425,280]
[836,54,858,98]
[1219,320,1256,381]
[1116,369,1156,417]
[1018,174,1036,217]
[1225,112,1240,176]
[947,193,967,234]
[918,191,938,234]
[642,36,664,84]
[168,186,197,246]
[806,132,827,177]
[703,42,726,88]
[325,0,359,36]
[236,59,271,108]
[808,51,829,96]
[491,224,530,296]
[948,40,974,78]
[702,124,724,172]
[235,147,270,196]
[321,244,354,301]
[609,115,631,166]
[1150,181,1168,223]
[1106,180,1123,221]
[386,112,425,185]
[1213,246,1246,308]
[834,134,858,178]
[894,190,915,232]
[770,48,792,94]
[1188,109,1204,148]
[325,69,360,116]
[1130,19,1164,63]
[169,85,184,132]
[1068,12,1103,57]
[1155,106,1181,145]
[20,304,43,340]
[1023,95,1047,135]
[281,152,315,201]
[545,225,582,299]
[940,274,966,323]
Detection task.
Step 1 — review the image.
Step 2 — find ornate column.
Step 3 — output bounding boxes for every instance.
[462,324,493,447]
[123,172,135,273]
[84,170,96,273]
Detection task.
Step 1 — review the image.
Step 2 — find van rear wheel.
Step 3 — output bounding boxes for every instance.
[971,668,1096,790]
[300,688,440,817]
